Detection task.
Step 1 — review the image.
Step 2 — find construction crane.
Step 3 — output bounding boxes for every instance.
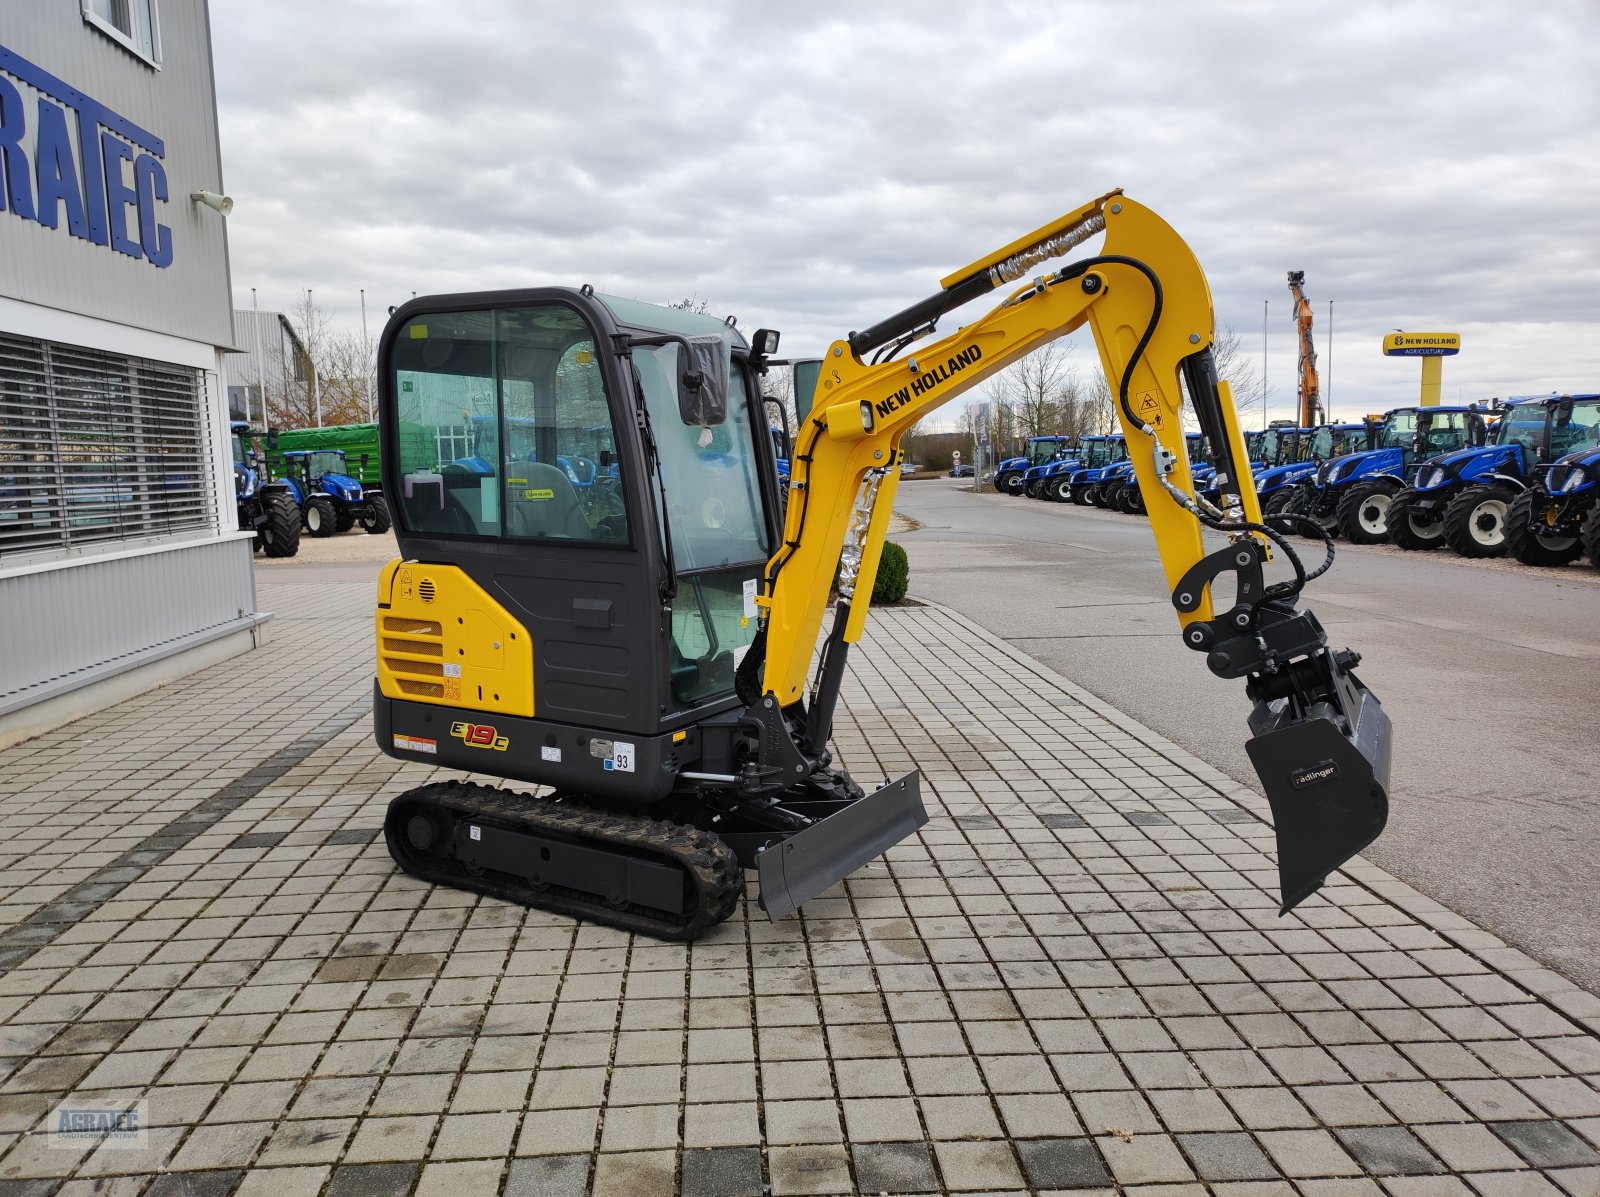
[371,194,1392,939]
[1287,271,1323,427]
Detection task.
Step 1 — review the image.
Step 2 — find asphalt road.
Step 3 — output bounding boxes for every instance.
[893,477,1600,994]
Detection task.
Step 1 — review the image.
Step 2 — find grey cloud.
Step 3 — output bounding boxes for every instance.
[214,0,1600,413]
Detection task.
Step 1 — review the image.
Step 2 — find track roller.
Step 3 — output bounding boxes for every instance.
[385,780,743,941]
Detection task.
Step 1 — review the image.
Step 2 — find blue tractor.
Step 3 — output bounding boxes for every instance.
[1019,439,1079,498]
[280,448,389,537]
[1388,395,1598,556]
[231,423,300,557]
[1061,435,1129,505]
[1248,426,1314,512]
[1033,448,1085,501]
[1285,405,1485,543]
[770,426,791,484]
[1500,396,1600,566]
[1097,456,1140,511]
[1254,424,1370,516]
[996,435,1074,495]
[1196,427,1274,509]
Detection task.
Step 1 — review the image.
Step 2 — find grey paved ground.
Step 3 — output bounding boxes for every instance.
[1,572,1599,1195]
[892,477,1600,995]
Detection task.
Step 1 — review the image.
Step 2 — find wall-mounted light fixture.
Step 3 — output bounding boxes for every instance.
[191,189,234,216]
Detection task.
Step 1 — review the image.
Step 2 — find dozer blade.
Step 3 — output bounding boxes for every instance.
[1245,679,1392,914]
[757,770,927,922]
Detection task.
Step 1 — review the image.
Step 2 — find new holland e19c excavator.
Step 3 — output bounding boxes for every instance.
[372,192,1393,940]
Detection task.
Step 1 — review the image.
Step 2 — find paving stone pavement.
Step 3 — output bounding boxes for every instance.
[1,575,1598,1196]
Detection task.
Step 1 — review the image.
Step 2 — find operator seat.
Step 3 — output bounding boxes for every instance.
[505,461,592,539]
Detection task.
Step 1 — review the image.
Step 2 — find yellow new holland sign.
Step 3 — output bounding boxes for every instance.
[1384,332,1461,357]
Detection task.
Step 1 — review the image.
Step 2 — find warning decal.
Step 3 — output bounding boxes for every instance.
[1135,391,1163,428]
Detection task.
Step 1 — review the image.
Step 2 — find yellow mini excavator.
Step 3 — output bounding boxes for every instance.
[372,192,1392,940]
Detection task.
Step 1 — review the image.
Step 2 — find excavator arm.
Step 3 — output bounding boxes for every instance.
[744,193,1391,916]
[1288,270,1323,427]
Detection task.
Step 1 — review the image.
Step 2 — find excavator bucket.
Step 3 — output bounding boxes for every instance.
[1244,671,1392,914]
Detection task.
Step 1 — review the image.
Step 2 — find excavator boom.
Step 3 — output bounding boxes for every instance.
[748,196,1390,915]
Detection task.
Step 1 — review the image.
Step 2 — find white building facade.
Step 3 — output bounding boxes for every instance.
[1,1,265,746]
[224,308,310,428]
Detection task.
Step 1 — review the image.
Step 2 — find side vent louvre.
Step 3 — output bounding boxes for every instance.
[385,617,441,635]
[418,577,436,603]
[380,615,446,695]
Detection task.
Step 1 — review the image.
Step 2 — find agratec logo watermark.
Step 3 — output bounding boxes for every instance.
[48,1101,149,1150]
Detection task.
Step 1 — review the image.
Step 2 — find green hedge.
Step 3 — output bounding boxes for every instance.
[873,541,909,604]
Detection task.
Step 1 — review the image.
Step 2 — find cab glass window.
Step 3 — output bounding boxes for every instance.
[390,306,628,544]
[1380,410,1417,449]
[1551,398,1600,456]
[628,343,769,711]
[633,344,769,572]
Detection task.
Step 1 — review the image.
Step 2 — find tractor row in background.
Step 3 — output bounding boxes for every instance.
[232,423,393,552]
[1267,395,1600,568]
[1384,394,1600,564]
[1018,395,1600,572]
[994,435,1074,496]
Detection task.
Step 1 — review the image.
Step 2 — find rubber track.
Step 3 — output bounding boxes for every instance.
[386,780,743,942]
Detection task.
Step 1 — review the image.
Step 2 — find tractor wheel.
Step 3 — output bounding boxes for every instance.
[1581,511,1600,569]
[1025,478,1044,499]
[335,508,357,533]
[1442,484,1513,557]
[1506,490,1583,566]
[304,495,338,538]
[1124,484,1146,515]
[1098,480,1120,509]
[1287,489,1337,539]
[1336,480,1397,544]
[997,472,1023,495]
[1089,483,1110,508]
[1070,484,1092,506]
[361,493,393,534]
[1387,487,1446,551]
[1261,489,1295,518]
[260,494,301,558]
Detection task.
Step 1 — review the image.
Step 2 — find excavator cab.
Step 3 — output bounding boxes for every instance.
[379,291,784,781]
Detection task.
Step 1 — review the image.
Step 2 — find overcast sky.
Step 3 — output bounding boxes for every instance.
[213,0,1600,425]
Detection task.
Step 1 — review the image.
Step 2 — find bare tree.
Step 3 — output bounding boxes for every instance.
[986,340,1076,438]
[264,292,378,430]
[1076,369,1115,434]
[1211,324,1266,420]
[1072,324,1264,437]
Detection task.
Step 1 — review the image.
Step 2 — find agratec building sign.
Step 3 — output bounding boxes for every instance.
[0,43,173,267]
